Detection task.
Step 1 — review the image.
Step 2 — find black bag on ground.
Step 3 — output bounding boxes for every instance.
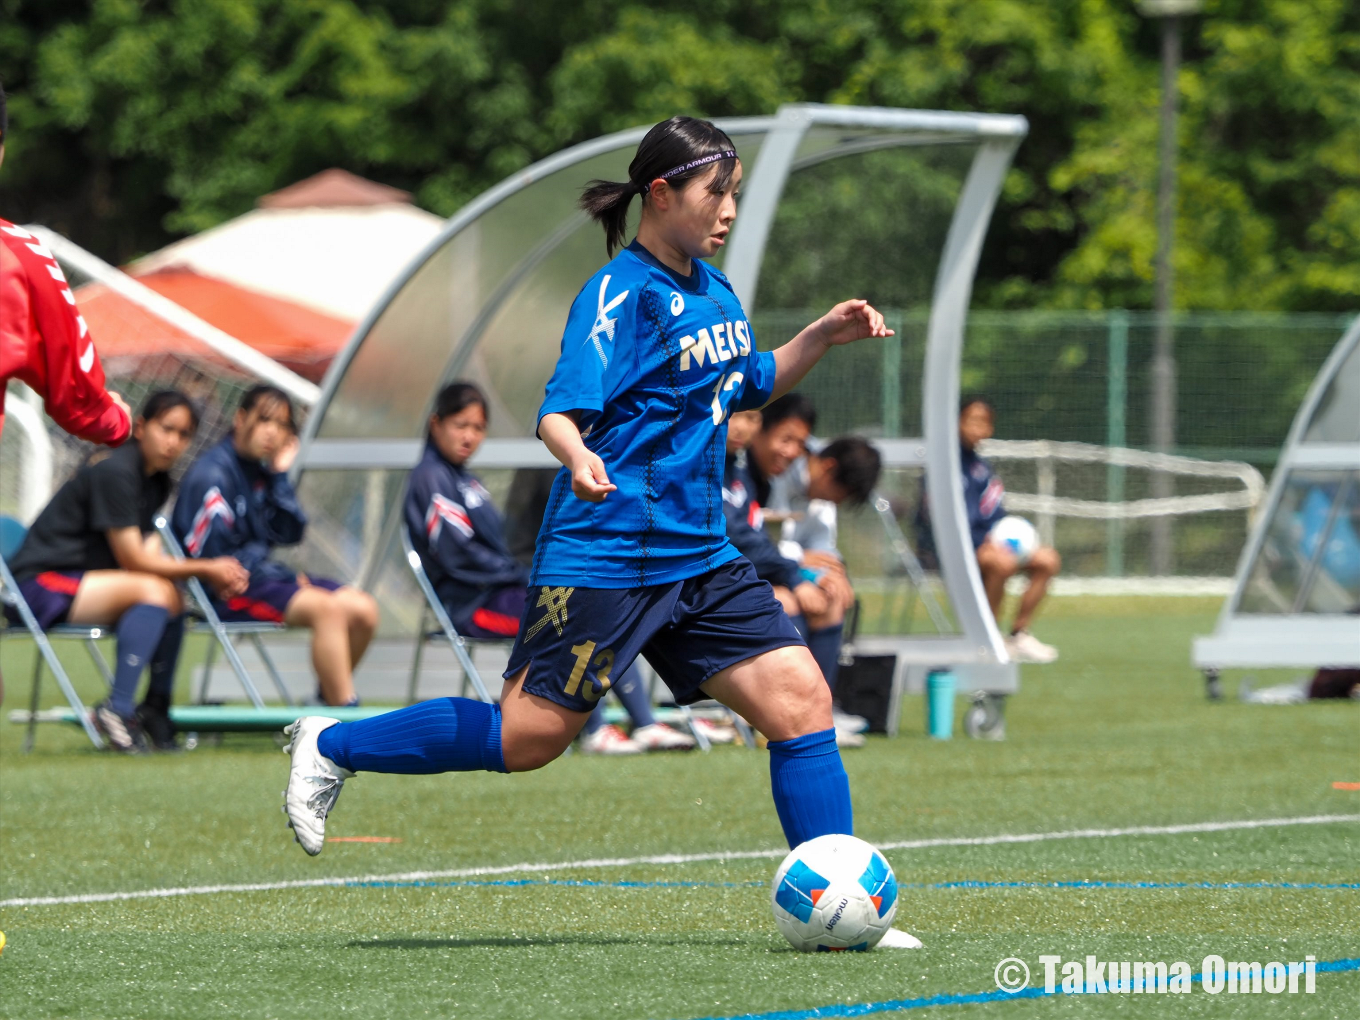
[834,655,897,733]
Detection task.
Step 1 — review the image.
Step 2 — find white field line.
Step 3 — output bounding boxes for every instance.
[3,813,1356,909]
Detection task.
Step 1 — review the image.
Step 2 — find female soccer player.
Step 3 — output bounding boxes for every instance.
[6,391,249,750]
[405,380,694,752]
[283,117,920,945]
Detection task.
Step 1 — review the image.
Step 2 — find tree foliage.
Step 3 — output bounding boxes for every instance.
[1,0,1356,311]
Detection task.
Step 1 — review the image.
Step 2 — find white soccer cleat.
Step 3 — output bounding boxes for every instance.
[876,927,924,949]
[1005,629,1058,664]
[579,723,643,755]
[282,717,354,856]
[631,722,697,751]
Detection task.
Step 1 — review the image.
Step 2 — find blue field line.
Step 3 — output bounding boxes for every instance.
[683,958,1360,1020]
[910,879,1360,891]
[340,876,1360,893]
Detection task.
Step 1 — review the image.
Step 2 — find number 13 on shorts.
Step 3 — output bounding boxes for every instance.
[565,640,615,702]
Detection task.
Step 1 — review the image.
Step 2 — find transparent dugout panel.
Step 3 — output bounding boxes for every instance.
[1303,340,1360,444]
[319,131,767,441]
[753,141,977,439]
[1238,470,1360,614]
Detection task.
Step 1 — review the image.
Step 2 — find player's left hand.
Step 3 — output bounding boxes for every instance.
[816,300,893,347]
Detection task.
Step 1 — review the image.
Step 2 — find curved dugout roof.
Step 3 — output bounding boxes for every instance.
[296,103,1028,665]
[1195,317,1360,668]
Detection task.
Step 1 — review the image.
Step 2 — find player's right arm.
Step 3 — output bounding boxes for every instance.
[0,223,130,445]
[539,412,616,502]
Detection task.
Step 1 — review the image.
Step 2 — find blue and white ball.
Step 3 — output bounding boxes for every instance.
[986,515,1039,566]
[771,834,898,951]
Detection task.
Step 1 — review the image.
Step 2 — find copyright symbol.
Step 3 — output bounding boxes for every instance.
[994,957,1030,994]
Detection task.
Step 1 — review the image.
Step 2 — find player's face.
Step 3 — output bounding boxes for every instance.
[806,455,851,505]
[429,403,488,466]
[663,160,742,259]
[750,417,810,478]
[135,405,195,474]
[725,409,763,453]
[235,399,294,462]
[959,403,994,449]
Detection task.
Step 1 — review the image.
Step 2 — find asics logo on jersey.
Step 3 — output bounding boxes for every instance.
[587,275,629,368]
[669,291,685,316]
[679,320,752,371]
[526,586,575,641]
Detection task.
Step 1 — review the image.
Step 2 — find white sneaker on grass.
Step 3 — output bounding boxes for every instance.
[834,725,866,749]
[690,717,738,745]
[282,717,354,856]
[579,723,643,755]
[832,708,870,734]
[630,723,697,751]
[1005,629,1059,664]
[877,928,924,949]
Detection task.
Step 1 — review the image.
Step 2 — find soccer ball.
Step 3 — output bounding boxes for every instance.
[986,515,1039,565]
[771,834,897,951]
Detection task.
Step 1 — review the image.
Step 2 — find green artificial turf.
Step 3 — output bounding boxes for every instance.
[1,600,1356,1019]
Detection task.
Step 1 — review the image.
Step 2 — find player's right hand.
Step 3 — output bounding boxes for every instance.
[570,451,617,502]
[794,580,830,618]
[208,558,250,598]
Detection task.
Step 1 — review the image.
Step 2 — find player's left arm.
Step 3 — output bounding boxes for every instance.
[768,300,892,402]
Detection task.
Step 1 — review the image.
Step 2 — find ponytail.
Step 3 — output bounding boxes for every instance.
[580,116,738,257]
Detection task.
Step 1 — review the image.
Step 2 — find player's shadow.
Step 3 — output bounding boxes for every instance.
[348,934,745,950]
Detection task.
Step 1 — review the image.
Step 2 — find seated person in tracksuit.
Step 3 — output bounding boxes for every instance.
[914,395,1060,663]
[722,409,861,746]
[5,391,249,751]
[172,384,378,705]
[407,381,695,754]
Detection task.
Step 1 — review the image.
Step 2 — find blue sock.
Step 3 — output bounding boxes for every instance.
[767,727,853,848]
[109,604,170,717]
[611,663,655,727]
[316,697,508,774]
[806,623,845,694]
[145,614,185,701]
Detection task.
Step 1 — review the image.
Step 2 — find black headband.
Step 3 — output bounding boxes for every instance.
[636,149,738,192]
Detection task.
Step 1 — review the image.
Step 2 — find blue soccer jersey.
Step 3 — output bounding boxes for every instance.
[533,240,777,587]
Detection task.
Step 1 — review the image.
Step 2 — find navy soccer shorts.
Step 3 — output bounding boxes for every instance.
[503,557,805,712]
[6,571,85,630]
[213,574,344,624]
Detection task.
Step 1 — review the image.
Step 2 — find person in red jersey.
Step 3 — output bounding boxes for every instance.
[0,81,131,445]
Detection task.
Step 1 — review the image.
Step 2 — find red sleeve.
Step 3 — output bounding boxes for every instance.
[0,221,130,446]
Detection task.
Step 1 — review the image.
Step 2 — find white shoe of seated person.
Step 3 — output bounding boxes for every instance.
[630,722,697,751]
[690,717,737,745]
[1005,629,1059,664]
[579,723,643,755]
[832,708,869,734]
[834,725,865,749]
[876,928,924,949]
[282,717,354,856]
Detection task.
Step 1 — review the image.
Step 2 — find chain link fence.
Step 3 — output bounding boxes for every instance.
[752,309,1355,581]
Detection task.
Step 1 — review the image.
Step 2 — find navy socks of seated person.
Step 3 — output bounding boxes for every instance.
[108,604,171,717]
[804,622,845,694]
[317,697,507,774]
[767,727,853,848]
[582,663,654,735]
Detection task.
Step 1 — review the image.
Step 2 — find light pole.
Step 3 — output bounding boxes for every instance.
[1138,0,1200,575]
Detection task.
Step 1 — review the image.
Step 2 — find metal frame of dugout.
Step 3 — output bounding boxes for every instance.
[294,103,1031,734]
[1193,318,1360,692]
